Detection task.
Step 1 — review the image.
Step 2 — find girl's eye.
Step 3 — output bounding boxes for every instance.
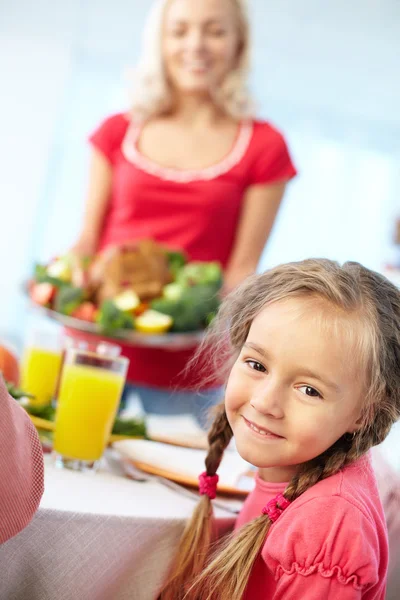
[246,360,266,373]
[298,385,322,399]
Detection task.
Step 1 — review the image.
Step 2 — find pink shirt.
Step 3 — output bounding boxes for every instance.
[0,377,44,543]
[235,455,388,599]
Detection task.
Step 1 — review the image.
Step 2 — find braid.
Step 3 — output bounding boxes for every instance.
[285,422,386,503]
[158,405,232,600]
[205,405,233,475]
[285,441,351,500]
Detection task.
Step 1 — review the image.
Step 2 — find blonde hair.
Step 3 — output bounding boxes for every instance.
[128,0,255,121]
[158,258,400,600]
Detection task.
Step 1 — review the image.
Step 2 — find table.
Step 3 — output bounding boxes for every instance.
[1,448,399,600]
[0,454,238,600]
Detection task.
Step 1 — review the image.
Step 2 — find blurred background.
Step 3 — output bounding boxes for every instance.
[1,0,399,343]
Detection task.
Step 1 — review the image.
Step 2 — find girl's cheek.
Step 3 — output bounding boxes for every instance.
[225,369,239,396]
[225,380,247,413]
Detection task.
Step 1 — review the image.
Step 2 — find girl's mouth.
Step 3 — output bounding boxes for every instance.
[242,416,285,440]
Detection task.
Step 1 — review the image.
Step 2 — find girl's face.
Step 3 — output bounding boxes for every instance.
[225,298,365,482]
[162,0,242,97]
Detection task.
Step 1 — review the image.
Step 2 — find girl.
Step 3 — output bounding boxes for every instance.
[159,258,400,599]
[69,0,296,423]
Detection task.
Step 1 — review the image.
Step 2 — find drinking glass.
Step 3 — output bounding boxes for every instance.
[53,348,128,472]
[20,330,63,407]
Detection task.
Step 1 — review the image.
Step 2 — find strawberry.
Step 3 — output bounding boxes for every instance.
[30,283,57,306]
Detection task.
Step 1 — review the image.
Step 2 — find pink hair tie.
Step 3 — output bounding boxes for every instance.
[262,493,291,523]
[199,472,219,500]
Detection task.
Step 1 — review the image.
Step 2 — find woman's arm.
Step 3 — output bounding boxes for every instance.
[0,378,44,543]
[71,149,113,257]
[223,181,287,293]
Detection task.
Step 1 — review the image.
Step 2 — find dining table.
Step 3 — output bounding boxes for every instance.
[1,441,399,600]
[0,451,241,600]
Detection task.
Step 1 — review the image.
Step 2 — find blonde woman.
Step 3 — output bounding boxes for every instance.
[71,0,297,422]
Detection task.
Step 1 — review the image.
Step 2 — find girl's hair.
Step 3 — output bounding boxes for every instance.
[159,258,400,600]
[128,0,255,121]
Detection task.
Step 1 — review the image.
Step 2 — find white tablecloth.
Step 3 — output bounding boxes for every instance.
[0,454,238,600]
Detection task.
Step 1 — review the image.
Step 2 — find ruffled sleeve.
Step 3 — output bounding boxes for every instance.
[271,571,363,599]
[263,496,382,600]
[88,113,130,166]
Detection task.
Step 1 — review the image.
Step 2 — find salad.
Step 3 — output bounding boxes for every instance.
[28,240,223,336]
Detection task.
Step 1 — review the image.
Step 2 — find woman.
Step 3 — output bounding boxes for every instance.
[0,377,44,543]
[71,0,297,423]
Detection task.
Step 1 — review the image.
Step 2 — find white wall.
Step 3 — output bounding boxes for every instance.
[1,0,399,343]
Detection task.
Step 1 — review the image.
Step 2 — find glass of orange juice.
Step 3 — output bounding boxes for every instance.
[53,348,129,472]
[20,330,63,407]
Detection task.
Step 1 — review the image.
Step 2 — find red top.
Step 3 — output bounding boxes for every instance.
[88,113,297,388]
[0,378,44,543]
[235,455,388,600]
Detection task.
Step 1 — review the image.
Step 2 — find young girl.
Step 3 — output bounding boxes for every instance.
[158,258,400,599]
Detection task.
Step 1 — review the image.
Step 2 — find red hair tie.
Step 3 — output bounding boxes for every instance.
[262,493,291,522]
[199,472,219,500]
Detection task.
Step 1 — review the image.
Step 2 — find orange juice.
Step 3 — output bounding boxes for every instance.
[20,346,63,407]
[54,363,124,461]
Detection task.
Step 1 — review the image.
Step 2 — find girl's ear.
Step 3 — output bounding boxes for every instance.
[351,401,375,432]
[347,420,364,436]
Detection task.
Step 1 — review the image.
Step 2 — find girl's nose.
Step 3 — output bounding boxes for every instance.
[250,382,285,419]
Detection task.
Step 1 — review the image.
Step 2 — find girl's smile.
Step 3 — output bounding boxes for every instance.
[241,415,285,441]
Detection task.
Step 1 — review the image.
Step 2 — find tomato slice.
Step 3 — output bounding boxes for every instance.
[30,283,56,306]
[71,302,98,322]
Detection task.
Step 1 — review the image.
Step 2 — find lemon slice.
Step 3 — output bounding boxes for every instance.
[29,415,55,431]
[135,310,173,334]
[47,259,72,282]
[114,290,140,312]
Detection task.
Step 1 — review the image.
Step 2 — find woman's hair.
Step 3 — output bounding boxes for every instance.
[158,258,400,600]
[128,0,255,121]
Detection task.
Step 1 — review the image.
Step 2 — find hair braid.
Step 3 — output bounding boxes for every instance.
[158,406,232,600]
[205,405,233,475]
[285,422,387,503]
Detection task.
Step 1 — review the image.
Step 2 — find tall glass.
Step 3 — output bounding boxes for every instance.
[20,330,63,407]
[63,336,121,358]
[53,348,128,472]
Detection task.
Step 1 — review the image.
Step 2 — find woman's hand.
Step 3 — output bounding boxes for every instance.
[67,239,96,288]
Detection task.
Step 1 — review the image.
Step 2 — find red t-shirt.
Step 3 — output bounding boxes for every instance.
[86,113,296,389]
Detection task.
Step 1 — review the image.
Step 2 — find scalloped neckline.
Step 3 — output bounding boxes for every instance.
[121,118,253,183]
